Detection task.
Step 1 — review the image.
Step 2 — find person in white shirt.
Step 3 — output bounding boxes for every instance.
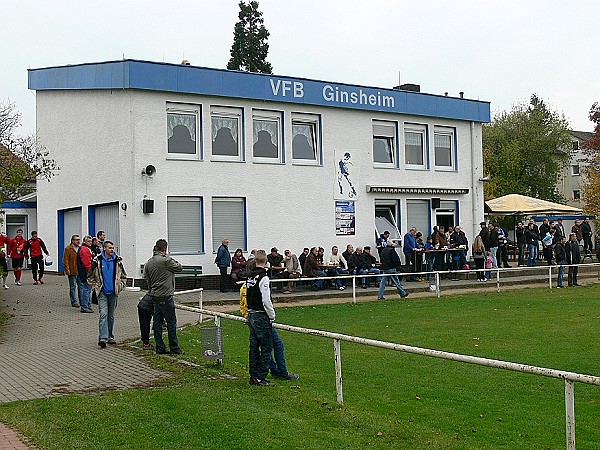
[324,245,348,290]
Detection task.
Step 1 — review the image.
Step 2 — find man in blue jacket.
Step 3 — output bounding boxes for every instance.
[215,237,231,293]
[403,227,418,281]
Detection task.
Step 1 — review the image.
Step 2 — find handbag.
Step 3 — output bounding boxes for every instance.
[44,256,53,266]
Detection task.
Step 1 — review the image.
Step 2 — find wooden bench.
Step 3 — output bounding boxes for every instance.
[140,264,203,289]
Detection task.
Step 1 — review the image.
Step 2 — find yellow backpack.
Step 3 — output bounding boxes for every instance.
[239,282,248,318]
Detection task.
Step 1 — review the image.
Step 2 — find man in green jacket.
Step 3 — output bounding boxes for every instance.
[143,239,184,354]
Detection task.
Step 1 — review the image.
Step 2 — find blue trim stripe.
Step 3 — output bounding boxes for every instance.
[29,59,490,123]
[1,201,36,209]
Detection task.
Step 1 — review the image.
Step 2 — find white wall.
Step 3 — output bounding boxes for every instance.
[36,89,486,277]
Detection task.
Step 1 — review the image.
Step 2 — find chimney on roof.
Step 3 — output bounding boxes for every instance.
[181,59,190,65]
[459,91,464,98]
[393,83,420,93]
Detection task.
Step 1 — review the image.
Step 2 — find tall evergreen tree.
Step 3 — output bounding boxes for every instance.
[227,1,272,74]
[482,94,572,202]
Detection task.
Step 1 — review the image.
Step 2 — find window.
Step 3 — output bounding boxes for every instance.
[373,120,396,166]
[253,110,282,162]
[375,204,400,241]
[404,125,427,168]
[167,105,200,158]
[571,164,580,176]
[211,106,243,160]
[572,141,579,151]
[405,200,430,238]
[292,113,320,163]
[212,197,246,252]
[434,127,454,169]
[573,190,581,200]
[167,197,203,254]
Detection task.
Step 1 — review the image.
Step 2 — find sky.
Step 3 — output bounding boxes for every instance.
[2,0,599,136]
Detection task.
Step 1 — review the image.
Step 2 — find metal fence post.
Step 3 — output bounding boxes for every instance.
[435,272,440,298]
[496,269,500,292]
[565,379,575,450]
[334,338,344,404]
[352,275,356,304]
[548,266,553,289]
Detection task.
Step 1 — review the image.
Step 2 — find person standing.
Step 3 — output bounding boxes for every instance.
[403,227,418,281]
[478,222,490,251]
[515,222,526,266]
[63,235,82,307]
[524,223,539,267]
[143,239,184,355]
[472,235,486,281]
[0,233,11,289]
[88,240,127,348]
[246,250,276,386]
[581,217,593,256]
[554,235,567,288]
[8,229,27,285]
[215,237,231,293]
[24,231,50,285]
[377,240,408,300]
[76,235,94,313]
[565,233,581,287]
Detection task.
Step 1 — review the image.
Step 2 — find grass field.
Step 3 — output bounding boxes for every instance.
[1,285,599,449]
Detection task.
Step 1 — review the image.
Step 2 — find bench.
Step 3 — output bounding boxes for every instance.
[140,264,203,289]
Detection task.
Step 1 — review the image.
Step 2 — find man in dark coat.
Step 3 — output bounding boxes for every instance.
[565,233,581,286]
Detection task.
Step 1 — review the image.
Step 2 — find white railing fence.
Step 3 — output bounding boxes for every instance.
[175,302,600,450]
[264,262,600,300]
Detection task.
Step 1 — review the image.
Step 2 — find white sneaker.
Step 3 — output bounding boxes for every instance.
[16,280,22,286]
[339,286,345,290]
[3,285,8,289]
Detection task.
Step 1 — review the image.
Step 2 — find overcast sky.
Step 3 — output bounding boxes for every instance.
[2,0,599,136]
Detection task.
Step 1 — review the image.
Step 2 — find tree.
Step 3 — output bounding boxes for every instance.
[227,1,273,74]
[0,100,58,206]
[580,102,600,218]
[482,94,572,202]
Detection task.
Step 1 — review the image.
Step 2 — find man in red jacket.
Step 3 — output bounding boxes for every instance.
[8,229,27,285]
[25,231,50,285]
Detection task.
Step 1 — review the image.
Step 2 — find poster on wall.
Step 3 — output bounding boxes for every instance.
[335,201,355,235]
[334,149,360,200]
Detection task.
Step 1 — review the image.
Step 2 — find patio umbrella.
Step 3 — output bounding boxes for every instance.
[484,194,583,216]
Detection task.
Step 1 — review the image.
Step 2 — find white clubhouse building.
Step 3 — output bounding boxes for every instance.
[28,59,490,282]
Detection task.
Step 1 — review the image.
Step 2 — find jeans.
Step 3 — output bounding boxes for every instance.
[68,275,82,305]
[328,267,348,288]
[527,243,537,267]
[358,267,381,286]
[30,255,44,281]
[138,306,153,344]
[568,266,578,286]
[378,269,407,299]
[583,236,593,255]
[152,296,180,352]
[557,260,565,287]
[98,292,118,342]
[518,243,525,266]
[248,312,273,381]
[312,269,327,290]
[490,247,498,268]
[219,266,229,292]
[270,328,289,378]
[79,279,91,311]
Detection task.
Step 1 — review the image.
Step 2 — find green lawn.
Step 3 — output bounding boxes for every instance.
[1,286,599,449]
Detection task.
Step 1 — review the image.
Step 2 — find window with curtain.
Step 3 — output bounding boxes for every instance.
[292,120,318,161]
[253,116,280,159]
[405,129,425,166]
[167,112,198,156]
[212,197,246,252]
[167,197,203,254]
[211,106,242,160]
[434,129,454,168]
